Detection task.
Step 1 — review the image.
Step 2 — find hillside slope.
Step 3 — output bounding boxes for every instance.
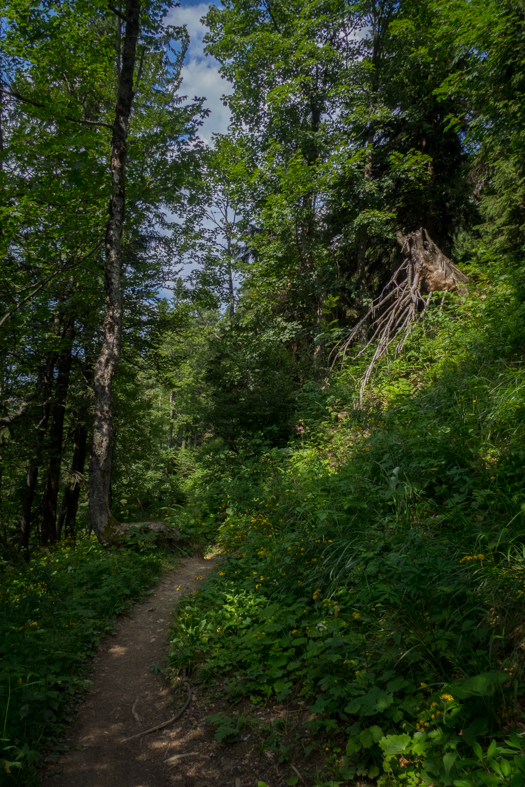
[168,262,525,786]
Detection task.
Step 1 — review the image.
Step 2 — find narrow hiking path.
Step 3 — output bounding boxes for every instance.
[42,555,219,787]
[40,552,324,787]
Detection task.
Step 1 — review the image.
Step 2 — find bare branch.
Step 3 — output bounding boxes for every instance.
[0,392,38,425]
[134,46,146,92]
[109,4,126,21]
[0,240,104,330]
[0,85,113,130]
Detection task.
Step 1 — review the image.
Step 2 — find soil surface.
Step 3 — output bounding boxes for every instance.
[44,555,220,787]
[41,554,328,787]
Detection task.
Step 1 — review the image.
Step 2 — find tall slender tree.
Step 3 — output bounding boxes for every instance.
[1,0,204,546]
[87,0,141,542]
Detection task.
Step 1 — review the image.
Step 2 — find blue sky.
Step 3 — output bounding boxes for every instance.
[161,2,232,292]
[166,1,232,144]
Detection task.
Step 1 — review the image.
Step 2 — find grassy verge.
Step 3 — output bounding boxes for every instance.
[167,266,525,786]
[0,537,162,784]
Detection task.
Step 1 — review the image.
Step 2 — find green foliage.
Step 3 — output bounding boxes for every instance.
[377,730,525,787]
[168,270,525,786]
[207,711,245,743]
[433,0,525,267]
[0,538,160,782]
[3,1,525,786]
[200,0,474,371]
[0,0,205,549]
[203,315,298,448]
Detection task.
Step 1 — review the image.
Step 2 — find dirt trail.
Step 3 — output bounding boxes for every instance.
[45,555,218,787]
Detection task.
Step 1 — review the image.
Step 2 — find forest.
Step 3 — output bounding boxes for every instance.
[1,0,525,784]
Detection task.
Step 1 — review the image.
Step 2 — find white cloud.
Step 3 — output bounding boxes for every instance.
[169,3,209,53]
[166,3,232,145]
[159,4,234,294]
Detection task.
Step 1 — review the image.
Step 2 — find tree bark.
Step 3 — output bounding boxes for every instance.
[19,354,55,550]
[224,208,236,316]
[20,460,39,552]
[87,0,141,544]
[0,77,4,171]
[168,390,174,449]
[57,422,88,540]
[41,318,74,545]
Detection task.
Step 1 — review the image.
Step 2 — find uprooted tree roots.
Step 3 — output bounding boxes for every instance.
[333,228,469,403]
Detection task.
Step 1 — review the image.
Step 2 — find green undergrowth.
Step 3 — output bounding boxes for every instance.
[168,264,525,786]
[0,537,162,784]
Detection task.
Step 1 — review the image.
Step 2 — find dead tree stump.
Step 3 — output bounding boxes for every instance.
[396,228,468,294]
[333,228,469,402]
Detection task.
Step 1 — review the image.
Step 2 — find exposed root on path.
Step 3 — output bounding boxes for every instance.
[122,682,193,743]
[44,555,219,787]
[131,697,144,725]
[44,554,330,786]
[165,751,206,766]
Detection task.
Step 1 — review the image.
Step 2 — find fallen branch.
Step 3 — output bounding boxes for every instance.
[122,682,192,743]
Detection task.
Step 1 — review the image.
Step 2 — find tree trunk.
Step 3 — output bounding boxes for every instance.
[0,78,4,170]
[225,213,236,317]
[19,354,55,550]
[313,290,325,370]
[57,422,88,540]
[20,460,39,552]
[168,390,174,449]
[41,318,74,545]
[228,260,235,316]
[87,0,141,544]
